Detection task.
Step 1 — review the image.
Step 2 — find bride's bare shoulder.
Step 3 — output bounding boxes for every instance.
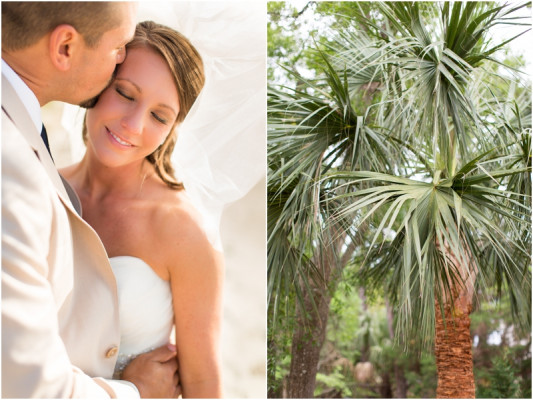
[150,187,222,275]
[151,187,211,249]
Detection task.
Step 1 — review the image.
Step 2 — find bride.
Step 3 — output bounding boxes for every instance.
[60,21,223,398]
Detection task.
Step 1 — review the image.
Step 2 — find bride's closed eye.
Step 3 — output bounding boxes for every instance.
[151,112,168,125]
[115,86,168,125]
[116,87,134,101]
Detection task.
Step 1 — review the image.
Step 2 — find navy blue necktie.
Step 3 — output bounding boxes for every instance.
[40,124,54,161]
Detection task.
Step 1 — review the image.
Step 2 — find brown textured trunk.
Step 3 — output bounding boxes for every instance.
[434,292,475,398]
[287,277,332,398]
[434,240,476,398]
[286,233,355,398]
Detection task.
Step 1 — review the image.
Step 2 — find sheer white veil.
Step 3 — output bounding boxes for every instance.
[60,2,266,251]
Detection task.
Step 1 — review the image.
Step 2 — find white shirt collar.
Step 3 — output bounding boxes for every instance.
[2,59,42,132]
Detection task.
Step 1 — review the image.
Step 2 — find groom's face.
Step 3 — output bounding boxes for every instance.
[70,3,137,105]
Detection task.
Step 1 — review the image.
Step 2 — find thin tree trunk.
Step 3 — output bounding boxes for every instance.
[393,365,408,399]
[358,287,370,363]
[359,287,368,312]
[386,299,408,398]
[379,371,393,398]
[286,235,356,398]
[287,279,332,398]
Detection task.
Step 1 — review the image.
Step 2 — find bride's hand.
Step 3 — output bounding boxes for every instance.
[122,344,181,398]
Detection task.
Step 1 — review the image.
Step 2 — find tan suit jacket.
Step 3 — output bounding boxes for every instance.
[1,74,139,397]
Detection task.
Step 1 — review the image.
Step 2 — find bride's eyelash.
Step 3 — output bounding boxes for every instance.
[116,86,167,125]
[152,112,167,125]
[116,87,133,101]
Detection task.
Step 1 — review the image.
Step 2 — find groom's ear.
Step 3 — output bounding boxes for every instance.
[48,24,79,72]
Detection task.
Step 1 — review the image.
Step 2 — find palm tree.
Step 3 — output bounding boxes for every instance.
[268,2,531,398]
[268,26,399,395]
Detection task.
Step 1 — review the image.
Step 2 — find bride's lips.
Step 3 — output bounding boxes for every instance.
[106,127,135,148]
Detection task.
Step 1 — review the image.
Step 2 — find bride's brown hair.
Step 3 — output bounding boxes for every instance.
[82,20,205,190]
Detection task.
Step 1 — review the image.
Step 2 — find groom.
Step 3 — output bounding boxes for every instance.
[2,3,179,398]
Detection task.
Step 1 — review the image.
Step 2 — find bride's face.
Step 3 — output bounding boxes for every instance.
[86,46,180,168]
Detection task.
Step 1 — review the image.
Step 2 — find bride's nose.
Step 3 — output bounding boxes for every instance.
[120,109,144,135]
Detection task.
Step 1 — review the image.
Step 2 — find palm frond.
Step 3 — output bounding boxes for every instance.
[324,144,531,345]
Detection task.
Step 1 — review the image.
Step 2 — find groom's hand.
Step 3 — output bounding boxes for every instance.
[122,344,181,398]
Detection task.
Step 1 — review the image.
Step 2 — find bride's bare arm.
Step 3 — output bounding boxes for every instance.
[159,207,224,398]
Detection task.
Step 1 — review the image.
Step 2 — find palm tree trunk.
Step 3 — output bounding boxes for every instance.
[433,235,477,398]
[286,235,356,398]
[434,287,475,398]
[287,276,332,398]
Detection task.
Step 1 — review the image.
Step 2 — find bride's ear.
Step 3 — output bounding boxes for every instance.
[48,24,79,72]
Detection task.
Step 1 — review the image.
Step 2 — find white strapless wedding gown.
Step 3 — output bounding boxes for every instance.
[109,256,174,379]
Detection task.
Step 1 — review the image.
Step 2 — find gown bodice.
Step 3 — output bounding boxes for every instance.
[109,256,174,378]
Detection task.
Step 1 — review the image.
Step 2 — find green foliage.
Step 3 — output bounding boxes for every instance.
[320,271,440,398]
[404,353,438,398]
[267,1,325,84]
[328,280,362,354]
[267,2,298,61]
[314,365,353,398]
[471,297,532,399]
[314,1,374,29]
[476,354,522,398]
[267,292,296,397]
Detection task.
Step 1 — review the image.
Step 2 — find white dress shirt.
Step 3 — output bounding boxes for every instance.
[2,59,42,132]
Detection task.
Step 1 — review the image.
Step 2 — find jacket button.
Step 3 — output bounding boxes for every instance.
[105,346,118,358]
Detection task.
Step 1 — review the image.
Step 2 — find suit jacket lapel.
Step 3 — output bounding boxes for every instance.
[2,74,78,215]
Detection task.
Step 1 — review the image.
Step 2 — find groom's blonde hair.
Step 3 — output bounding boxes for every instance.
[2,2,123,51]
